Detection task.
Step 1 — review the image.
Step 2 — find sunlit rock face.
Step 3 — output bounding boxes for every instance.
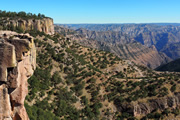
[2,18,54,35]
[0,31,36,120]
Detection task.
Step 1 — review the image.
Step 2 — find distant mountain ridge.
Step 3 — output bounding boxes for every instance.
[57,23,180,31]
[56,24,180,68]
[76,28,133,44]
[54,26,172,69]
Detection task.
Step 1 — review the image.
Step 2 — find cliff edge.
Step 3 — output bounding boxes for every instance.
[1,18,54,35]
[0,31,36,120]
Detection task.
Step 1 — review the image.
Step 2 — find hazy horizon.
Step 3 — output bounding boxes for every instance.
[56,22,180,24]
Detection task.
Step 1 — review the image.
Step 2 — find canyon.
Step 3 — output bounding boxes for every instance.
[0,11,180,119]
[60,24,180,61]
[55,25,175,69]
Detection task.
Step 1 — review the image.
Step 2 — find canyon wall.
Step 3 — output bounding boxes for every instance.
[75,28,172,69]
[0,31,36,120]
[1,18,54,35]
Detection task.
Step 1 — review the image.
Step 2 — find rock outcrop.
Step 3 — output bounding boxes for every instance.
[115,92,180,117]
[0,31,36,120]
[1,18,54,35]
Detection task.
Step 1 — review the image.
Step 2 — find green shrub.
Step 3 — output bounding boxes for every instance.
[170,85,176,92]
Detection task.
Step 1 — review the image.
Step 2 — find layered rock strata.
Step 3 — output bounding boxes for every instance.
[1,18,54,35]
[0,31,36,120]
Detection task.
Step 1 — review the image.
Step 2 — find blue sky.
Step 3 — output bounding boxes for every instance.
[1,0,180,23]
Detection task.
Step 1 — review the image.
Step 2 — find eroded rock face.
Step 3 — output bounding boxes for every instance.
[2,18,54,35]
[115,93,180,117]
[0,31,36,120]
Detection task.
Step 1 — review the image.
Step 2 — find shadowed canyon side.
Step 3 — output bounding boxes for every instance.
[156,58,180,72]
[0,31,36,120]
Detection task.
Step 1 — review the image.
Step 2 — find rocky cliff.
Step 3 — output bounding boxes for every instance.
[1,17,54,35]
[0,31,36,120]
[116,92,180,117]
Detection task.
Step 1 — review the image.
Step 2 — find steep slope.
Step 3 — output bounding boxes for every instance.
[134,31,180,59]
[24,30,180,120]
[156,58,180,72]
[61,27,171,69]
[76,39,171,69]
[0,31,36,120]
[160,43,180,59]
